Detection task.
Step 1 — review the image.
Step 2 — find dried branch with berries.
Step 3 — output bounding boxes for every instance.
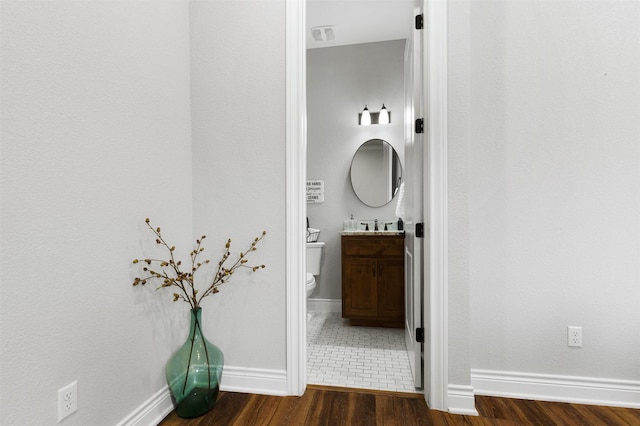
[133,218,266,309]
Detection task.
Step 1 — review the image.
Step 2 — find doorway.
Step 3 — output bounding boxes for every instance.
[285,0,450,411]
[304,0,417,394]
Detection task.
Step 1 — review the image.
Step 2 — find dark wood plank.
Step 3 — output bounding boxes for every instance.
[159,388,640,426]
[307,387,332,425]
[540,402,598,426]
[395,393,434,426]
[159,391,249,426]
[583,403,640,426]
[347,392,377,426]
[269,389,318,425]
[517,399,565,425]
[476,395,531,422]
[228,392,279,426]
[325,389,349,424]
[607,404,640,425]
[529,400,584,426]
[374,395,402,426]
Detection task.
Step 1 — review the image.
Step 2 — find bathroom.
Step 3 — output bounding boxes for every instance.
[305,0,416,393]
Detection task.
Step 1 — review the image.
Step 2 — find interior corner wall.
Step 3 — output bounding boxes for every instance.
[189,0,288,373]
[466,0,640,386]
[0,1,193,425]
[306,40,406,301]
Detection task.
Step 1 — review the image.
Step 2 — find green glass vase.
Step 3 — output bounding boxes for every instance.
[166,308,224,418]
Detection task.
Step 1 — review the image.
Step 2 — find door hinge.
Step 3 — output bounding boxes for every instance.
[415,14,424,30]
[416,327,425,343]
[415,222,424,238]
[415,118,424,134]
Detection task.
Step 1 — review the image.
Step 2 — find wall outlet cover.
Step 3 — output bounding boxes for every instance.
[567,326,582,348]
[57,380,78,422]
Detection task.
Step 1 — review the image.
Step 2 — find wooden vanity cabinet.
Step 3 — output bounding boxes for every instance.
[341,234,405,328]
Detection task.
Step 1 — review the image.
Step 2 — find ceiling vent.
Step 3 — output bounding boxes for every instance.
[311,25,335,42]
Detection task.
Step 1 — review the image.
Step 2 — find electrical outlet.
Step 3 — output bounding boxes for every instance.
[567,326,582,347]
[57,381,78,422]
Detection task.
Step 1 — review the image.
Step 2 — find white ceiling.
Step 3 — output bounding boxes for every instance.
[306,0,414,49]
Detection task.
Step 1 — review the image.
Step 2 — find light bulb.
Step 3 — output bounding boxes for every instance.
[361,106,371,126]
[379,104,390,125]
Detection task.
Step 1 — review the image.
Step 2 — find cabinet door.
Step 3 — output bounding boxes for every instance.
[377,257,405,320]
[342,257,378,318]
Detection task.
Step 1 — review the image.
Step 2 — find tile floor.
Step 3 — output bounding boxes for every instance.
[307,311,419,393]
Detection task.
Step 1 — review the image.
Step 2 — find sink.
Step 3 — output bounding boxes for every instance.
[358,219,397,231]
[341,219,403,235]
[341,230,404,236]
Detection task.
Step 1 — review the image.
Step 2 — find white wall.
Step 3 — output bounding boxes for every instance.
[4,1,636,423]
[462,0,640,385]
[190,0,288,372]
[0,1,193,424]
[447,0,473,389]
[307,40,406,300]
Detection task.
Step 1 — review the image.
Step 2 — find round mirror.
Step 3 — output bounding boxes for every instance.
[350,139,402,207]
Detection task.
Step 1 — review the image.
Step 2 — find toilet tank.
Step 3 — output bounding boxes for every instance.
[306,242,325,275]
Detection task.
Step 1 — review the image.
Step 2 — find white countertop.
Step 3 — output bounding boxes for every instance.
[340,231,405,236]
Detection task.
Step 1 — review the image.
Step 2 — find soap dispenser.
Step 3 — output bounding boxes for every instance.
[344,214,356,231]
[349,214,357,231]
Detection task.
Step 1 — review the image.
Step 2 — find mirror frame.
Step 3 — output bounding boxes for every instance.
[349,139,402,207]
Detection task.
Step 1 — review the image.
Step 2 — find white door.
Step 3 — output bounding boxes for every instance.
[403,0,425,391]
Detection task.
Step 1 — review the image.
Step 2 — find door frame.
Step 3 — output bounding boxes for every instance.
[424,0,449,411]
[284,0,449,410]
[285,0,307,397]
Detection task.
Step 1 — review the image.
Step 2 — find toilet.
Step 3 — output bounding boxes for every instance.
[306,242,325,297]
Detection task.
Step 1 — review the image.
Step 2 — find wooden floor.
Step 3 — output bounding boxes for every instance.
[160,385,640,425]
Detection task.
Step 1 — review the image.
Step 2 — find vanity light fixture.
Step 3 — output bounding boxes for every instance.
[358,104,391,126]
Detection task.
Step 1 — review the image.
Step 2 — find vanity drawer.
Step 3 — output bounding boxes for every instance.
[342,235,404,257]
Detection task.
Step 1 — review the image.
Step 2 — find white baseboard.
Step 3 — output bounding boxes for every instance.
[221,366,289,396]
[115,385,174,426]
[307,298,341,313]
[448,384,479,415]
[471,369,640,409]
[118,367,289,426]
